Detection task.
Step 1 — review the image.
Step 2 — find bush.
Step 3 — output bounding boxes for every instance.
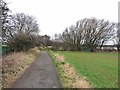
[7,34,36,52]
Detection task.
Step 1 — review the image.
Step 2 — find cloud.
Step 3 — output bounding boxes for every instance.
[8,0,119,36]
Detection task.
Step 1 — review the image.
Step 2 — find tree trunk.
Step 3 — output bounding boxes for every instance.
[117,46,120,52]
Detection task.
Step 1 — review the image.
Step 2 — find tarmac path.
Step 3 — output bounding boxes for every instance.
[12,51,61,88]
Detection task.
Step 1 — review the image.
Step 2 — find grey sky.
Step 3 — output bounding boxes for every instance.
[7,0,119,37]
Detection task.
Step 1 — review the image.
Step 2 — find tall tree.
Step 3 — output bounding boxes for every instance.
[7,13,40,51]
[113,23,120,52]
[10,13,39,36]
[78,18,116,51]
[58,17,116,51]
[0,0,12,43]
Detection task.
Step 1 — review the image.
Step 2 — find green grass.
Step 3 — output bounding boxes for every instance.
[48,51,66,87]
[54,51,118,88]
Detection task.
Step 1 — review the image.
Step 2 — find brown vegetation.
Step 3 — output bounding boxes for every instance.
[51,51,91,88]
[2,47,40,88]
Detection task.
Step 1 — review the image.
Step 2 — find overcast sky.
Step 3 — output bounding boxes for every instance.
[7,0,119,37]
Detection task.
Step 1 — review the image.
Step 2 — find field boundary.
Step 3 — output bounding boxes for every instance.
[48,50,91,88]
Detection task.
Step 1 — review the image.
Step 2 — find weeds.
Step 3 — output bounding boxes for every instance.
[49,51,91,88]
[2,47,40,88]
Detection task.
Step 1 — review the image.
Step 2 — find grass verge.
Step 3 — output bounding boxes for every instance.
[2,47,40,88]
[48,50,91,88]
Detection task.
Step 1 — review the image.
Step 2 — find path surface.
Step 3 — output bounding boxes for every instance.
[12,51,61,88]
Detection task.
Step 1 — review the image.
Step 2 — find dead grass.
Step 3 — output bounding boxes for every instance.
[0,58,2,89]
[2,47,40,88]
[52,52,91,88]
[54,54,64,63]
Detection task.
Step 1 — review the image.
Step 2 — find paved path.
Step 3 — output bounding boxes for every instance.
[12,51,61,88]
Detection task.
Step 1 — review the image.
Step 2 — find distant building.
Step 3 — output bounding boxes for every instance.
[96,45,117,50]
[96,45,118,52]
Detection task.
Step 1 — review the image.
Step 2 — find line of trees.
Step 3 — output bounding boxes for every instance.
[53,18,119,52]
[1,0,119,52]
[0,0,42,52]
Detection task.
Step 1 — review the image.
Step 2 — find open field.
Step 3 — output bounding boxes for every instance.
[53,51,118,88]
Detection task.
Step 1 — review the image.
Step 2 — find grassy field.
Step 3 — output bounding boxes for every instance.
[54,51,118,88]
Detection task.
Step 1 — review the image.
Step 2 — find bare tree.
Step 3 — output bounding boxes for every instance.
[10,13,39,37]
[79,18,116,51]
[113,23,120,51]
[7,13,40,52]
[0,0,12,43]
[58,17,116,51]
[118,23,120,52]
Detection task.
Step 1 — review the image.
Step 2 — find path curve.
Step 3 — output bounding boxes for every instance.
[11,51,61,88]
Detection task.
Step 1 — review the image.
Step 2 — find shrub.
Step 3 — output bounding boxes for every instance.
[7,34,36,52]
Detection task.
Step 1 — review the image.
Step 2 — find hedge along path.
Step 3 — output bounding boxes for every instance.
[52,51,91,88]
